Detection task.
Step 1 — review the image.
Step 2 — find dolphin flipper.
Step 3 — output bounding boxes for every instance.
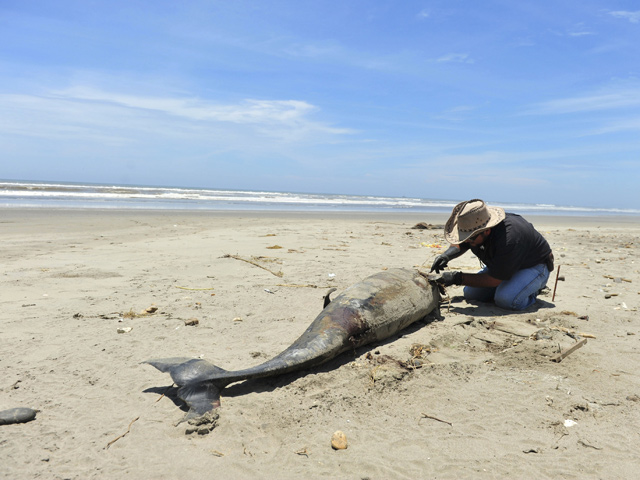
[323,287,337,308]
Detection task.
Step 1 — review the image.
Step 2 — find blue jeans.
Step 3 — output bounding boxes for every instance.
[463,264,550,311]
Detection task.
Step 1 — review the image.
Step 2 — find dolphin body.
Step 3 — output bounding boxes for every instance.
[145,268,439,421]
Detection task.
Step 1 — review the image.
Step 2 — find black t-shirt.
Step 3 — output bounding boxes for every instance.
[470,213,552,280]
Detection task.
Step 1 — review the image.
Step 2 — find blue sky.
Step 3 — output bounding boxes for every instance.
[1,1,639,209]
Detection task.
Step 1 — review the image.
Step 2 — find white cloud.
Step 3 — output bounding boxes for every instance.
[525,87,640,114]
[592,117,640,134]
[51,87,321,125]
[436,53,474,64]
[609,10,640,23]
[417,9,430,19]
[0,87,355,148]
[568,30,595,37]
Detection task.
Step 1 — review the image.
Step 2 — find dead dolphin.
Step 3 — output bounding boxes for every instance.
[145,268,439,421]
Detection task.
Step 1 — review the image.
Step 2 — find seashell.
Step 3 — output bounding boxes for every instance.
[331,430,348,450]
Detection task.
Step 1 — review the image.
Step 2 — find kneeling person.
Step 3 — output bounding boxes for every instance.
[431,199,553,311]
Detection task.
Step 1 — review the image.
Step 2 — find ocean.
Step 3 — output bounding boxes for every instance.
[1,180,638,216]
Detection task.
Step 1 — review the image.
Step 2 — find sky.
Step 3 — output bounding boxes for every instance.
[1,1,639,209]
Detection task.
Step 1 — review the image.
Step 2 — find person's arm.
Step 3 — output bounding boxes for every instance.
[434,271,502,288]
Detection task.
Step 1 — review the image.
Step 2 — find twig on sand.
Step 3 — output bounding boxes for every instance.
[551,338,588,363]
[420,413,452,426]
[294,447,310,456]
[552,265,561,302]
[106,416,140,449]
[221,254,283,278]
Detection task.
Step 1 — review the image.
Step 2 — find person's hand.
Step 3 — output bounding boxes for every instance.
[434,271,463,287]
[430,254,449,273]
[430,246,463,273]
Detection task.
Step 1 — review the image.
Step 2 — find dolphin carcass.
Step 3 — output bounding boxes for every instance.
[145,268,440,421]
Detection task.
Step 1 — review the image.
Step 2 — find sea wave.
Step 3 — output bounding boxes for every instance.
[1,180,638,216]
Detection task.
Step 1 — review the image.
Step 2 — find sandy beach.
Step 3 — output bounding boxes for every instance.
[1,208,639,479]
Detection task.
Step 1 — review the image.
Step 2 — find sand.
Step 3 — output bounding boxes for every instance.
[1,208,639,479]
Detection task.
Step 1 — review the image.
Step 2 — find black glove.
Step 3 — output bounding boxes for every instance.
[434,271,463,287]
[430,246,464,273]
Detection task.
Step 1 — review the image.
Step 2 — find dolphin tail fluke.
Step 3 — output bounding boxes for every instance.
[144,357,194,373]
[144,357,230,419]
[175,382,223,423]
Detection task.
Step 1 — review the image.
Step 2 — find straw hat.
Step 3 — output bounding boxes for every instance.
[444,199,505,244]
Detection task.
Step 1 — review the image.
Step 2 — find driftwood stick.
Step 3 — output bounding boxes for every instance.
[222,254,283,278]
[420,413,452,426]
[552,265,561,302]
[551,338,587,363]
[106,416,140,449]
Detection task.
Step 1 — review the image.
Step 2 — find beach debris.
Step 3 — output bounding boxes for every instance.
[604,275,632,283]
[551,338,588,363]
[604,293,619,299]
[266,245,282,249]
[420,242,443,248]
[420,413,452,427]
[276,283,333,288]
[184,318,199,326]
[117,326,133,334]
[328,273,336,278]
[121,306,158,319]
[210,450,225,457]
[550,326,596,339]
[331,430,348,450]
[533,328,554,340]
[552,265,561,302]
[294,447,310,457]
[0,407,39,425]
[185,410,219,435]
[106,416,139,449]
[233,317,243,322]
[523,448,540,454]
[408,343,435,367]
[411,222,443,230]
[221,254,283,278]
[264,288,275,294]
[563,419,578,428]
[409,343,435,359]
